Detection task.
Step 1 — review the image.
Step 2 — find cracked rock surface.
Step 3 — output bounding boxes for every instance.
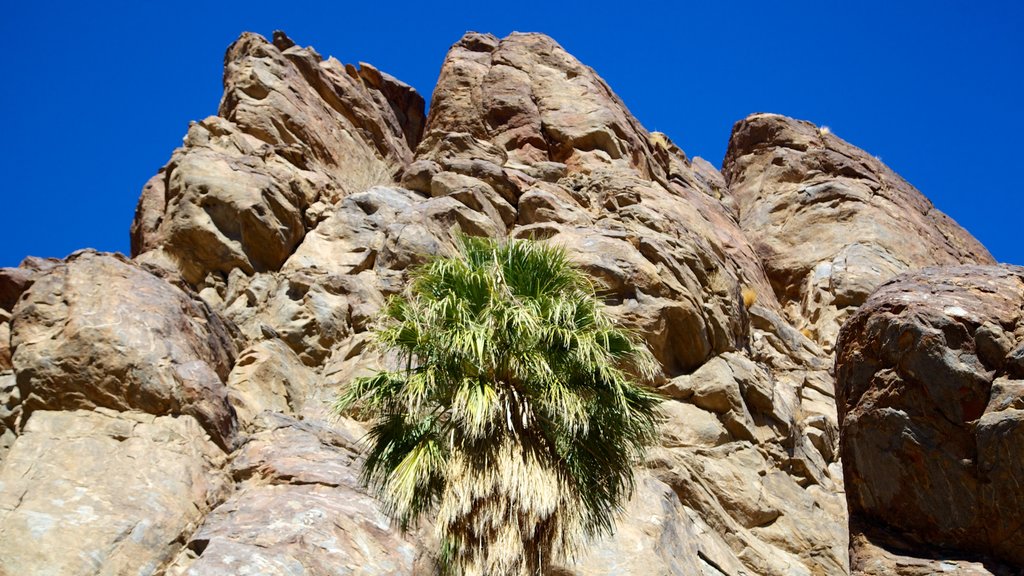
[0,30,1011,575]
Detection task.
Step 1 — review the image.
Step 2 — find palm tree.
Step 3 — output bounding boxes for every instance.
[334,235,661,576]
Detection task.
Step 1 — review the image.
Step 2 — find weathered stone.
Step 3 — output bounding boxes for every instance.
[848,526,1012,576]
[0,267,33,312]
[0,371,18,458]
[167,416,417,575]
[226,339,316,431]
[0,409,230,575]
[517,185,593,226]
[837,265,1024,568]
[0,309,10,371]
[651,442,848,575]
[724,113,993,352]
[15,28,1018,576]
[399,159,440,193]
[132,31,424,285]
[559,476,705,575]
[11,251,237,449]
[659,400,730,448]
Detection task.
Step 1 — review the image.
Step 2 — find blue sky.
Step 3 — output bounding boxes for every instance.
[2,1,1021,267]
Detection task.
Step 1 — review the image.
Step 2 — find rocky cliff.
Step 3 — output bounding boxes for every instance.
[0,31,1014,576]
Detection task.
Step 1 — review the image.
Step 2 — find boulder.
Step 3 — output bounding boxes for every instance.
[0,266,34,312]
[11,251,238,449]
[723,113,993,351]
[836,265,1024,568]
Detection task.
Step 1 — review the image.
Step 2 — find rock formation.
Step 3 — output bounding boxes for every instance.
[836,266,1024,574]
[0,29,1013,576]
[724,114,992,352]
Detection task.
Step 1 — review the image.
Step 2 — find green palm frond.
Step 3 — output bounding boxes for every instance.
[334,234,662,576]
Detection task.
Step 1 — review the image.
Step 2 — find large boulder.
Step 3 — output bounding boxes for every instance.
[836,265,1024,570]
[10,251,238,448]
[724,114,993,351]
[0,409,230,575]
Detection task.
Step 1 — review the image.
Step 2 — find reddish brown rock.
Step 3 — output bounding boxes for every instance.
[10,251,238,449]
[0,267,33,312]
[836,265,1024,570]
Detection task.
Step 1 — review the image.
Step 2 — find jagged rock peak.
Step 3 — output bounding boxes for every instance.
[131,30,425,284]
[3,29,1013,576]
[422,31,692,185]
[722,112,993,352]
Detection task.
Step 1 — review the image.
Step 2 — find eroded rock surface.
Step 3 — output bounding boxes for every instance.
[10,251,238,449]
[167,415,418,575]
[131,30,424,285]
[402,32,847,575]
[836,265,1024,572]
[724,114,994,351]
[1,29,1008,576]
[0,409,230,575]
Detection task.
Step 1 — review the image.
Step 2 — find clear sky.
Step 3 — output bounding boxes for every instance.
[2,1,1021,267]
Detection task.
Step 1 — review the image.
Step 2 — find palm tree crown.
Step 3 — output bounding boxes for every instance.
[335,236,661,576]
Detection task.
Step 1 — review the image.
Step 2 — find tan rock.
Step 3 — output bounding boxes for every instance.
[29,28,1017,576]
[132,31,424,285]
[0,371,18,458]
[10,251,237,449]
[559,475,705,575]
[659,400,730,448]
[226,339,316,431]
[0,409,230,575]
[652,442,847,575]
[168,416,417,575]
[723,113,994,351]
[0,310,10,371]
[516,184,593,226]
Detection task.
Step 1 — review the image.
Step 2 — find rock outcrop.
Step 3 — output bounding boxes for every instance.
[0,29,1012,576]
[131,31,423,285]
[836,265,1024,574]
[724,114,994,351]
[10,251,238,450]
[0,409,230,574]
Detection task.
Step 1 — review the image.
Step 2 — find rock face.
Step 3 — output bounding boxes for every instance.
[166,415,419,574]
[723,114,994,351]
[836,266,1024,573]
[131,31,423,285]
[10,251,238,449]
[0,29,1011,576]
[0,409,230,575]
